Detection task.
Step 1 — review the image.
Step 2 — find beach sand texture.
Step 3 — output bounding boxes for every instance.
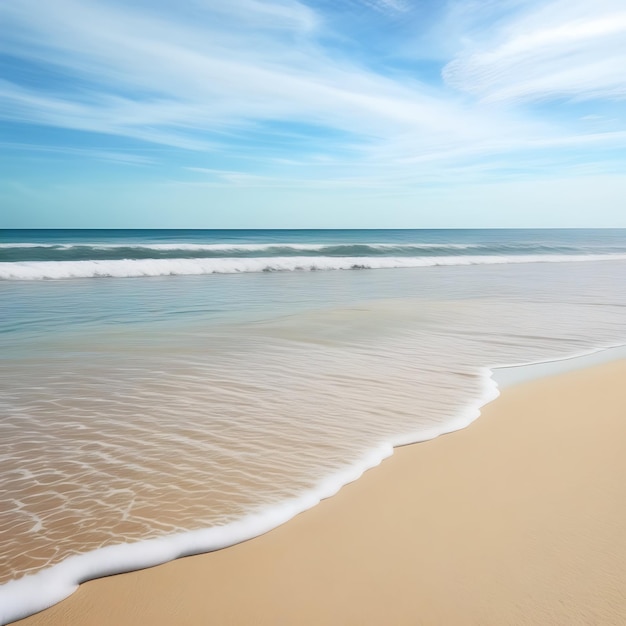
[15,360,626,625]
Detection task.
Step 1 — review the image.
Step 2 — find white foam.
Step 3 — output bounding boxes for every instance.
[1,446,397,624]
[2,253,626,280]
[105,242,485,251]
[91,243,331,251]
[492,343,626,388]
[0,243,57,248]
[2,343,624,624]
[0,242,483,251]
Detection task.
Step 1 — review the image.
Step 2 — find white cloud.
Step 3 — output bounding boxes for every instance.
[360,0,410,15]
[191,0,319,32]
[443,0,626,102]
[0,0,521,156]
[0,141,155,165]
[0,0,625,186]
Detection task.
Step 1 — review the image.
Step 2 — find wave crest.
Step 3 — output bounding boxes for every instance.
[2,254,626,280]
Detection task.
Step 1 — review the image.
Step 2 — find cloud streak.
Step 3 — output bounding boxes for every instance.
[443,0,626,103]
[0,0,625,193]
[0,2,529,146]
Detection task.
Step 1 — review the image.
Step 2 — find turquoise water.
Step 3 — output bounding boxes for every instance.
[1,229,626,623]
[2,228,626,270]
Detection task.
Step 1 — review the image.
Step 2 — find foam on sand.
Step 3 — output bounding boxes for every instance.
[4,345,626,625]
[2,371,497,624]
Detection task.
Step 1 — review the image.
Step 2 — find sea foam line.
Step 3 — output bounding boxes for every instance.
[0,242,483,251]
[2,253,626,280]
[0,368,499,625]
[3,343,626,624]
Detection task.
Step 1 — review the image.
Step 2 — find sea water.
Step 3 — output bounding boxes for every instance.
[1,229,626,623]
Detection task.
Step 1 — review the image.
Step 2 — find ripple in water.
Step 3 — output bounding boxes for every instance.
[1,260,625,623]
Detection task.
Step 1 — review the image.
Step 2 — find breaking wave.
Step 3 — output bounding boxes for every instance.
[2,254,626,280]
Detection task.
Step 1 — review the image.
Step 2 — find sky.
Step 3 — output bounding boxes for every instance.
[1,0,626,228]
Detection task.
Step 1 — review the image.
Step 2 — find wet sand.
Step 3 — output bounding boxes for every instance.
[15,360,626,625]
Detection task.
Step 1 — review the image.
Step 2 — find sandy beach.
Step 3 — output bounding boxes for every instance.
[14,359,626,626]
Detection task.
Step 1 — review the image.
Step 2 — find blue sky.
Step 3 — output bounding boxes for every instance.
[2,0,626,228]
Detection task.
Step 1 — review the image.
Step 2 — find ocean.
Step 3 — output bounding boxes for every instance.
[1,228,626,623]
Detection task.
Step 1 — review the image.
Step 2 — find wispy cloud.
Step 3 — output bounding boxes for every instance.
[0,141,155,165]
[359,0,411,15]
[1,0,625,196]
[443,0,626,103]
[0,0,525,155]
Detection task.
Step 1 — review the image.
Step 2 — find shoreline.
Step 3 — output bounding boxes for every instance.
[12,356,626,625]
[3,344,618,624]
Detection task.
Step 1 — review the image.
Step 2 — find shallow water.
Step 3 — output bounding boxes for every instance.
[1,230,626,622]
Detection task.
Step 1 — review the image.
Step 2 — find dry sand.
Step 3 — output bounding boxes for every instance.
[16,360,626,625]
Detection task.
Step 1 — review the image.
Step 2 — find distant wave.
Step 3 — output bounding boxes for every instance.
[1,241,618,264]
[0,242,482,249]
[2,254,626,280]
[0,242,511,263]
[0,243,55,248]
[0,242,486,261]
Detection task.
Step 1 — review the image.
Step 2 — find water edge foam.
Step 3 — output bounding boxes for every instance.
[2,253,626,280]
[3,343,625,624]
